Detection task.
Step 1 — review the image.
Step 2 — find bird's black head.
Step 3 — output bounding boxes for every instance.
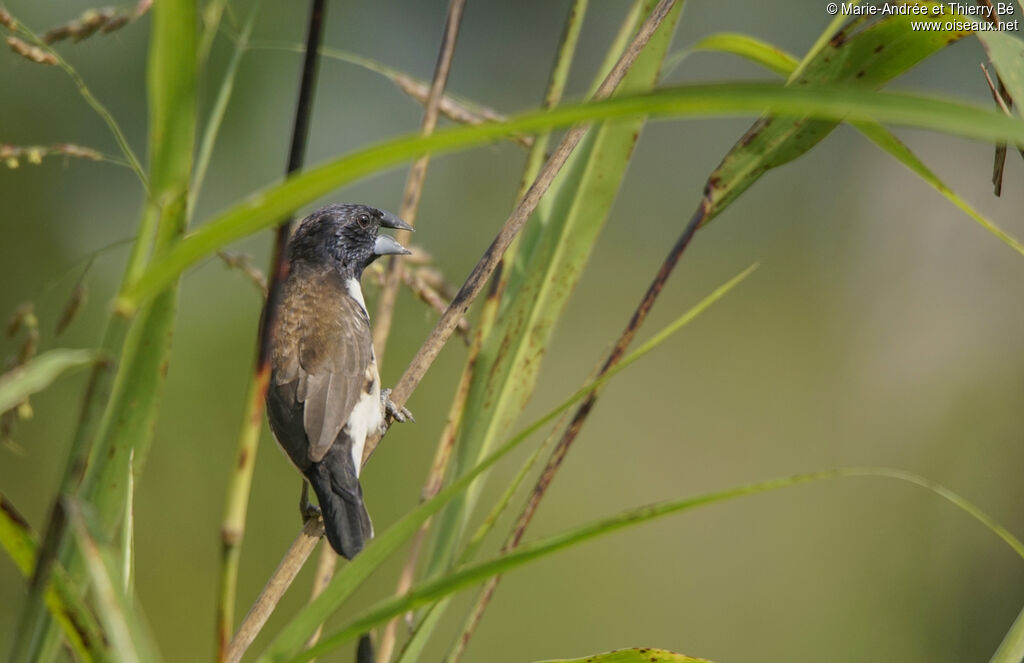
[288,204,413,278]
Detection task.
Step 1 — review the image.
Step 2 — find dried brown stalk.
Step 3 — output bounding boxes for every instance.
[364,0,681,463]
[449,200,706,662]
[224,517,325,663]
[372,0,468,364]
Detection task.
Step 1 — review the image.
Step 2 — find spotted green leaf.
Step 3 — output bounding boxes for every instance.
[703,2,973,222]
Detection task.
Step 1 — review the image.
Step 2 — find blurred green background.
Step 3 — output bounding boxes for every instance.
[2,1,1024,661]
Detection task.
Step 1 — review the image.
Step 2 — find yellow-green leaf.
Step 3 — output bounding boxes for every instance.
[704,2,973,222]
[0,349,105,413]
[535,649,712,663]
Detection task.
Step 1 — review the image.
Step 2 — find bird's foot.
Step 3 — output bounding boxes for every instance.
[381,388,414,424]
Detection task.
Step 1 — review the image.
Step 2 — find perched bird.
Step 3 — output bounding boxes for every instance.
[265,203,413,558]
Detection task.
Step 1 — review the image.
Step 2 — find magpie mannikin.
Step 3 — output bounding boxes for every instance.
[265,203,413,558]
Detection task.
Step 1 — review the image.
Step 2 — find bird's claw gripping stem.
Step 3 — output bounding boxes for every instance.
[381,388,414,424]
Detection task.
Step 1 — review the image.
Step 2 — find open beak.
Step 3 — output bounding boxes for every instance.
[374,234,411,256]
[379,210,414,232]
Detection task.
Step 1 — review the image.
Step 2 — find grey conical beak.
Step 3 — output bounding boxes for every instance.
[374,234,411,256]
[379,210,414,232]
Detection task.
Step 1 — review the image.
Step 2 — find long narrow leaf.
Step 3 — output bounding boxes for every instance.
[256,265,757,663]
[190,2,260,216]
[118,83,1024,311]
[0,494,108,662]
[702,2,972,223]
[66,500,162,663]
[296,466,1024,661]
[535,650,711,663]
[11,0,200,658]
[431,0,686,581]
[0,349,105,413]
[990,603,1024,663]
[689,31,1024,254]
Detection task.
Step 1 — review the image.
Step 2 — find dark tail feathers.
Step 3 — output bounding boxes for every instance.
[307,458,373,559]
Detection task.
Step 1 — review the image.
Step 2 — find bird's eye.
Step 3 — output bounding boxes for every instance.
[356,213,372,229]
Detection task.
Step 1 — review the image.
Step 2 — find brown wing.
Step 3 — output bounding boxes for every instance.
[270,266,372,464]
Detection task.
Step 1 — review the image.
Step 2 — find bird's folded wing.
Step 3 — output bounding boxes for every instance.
[274,269,373,464]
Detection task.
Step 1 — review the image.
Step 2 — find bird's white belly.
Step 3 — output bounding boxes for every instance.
[344,370,381,477]
[341,276,381,477]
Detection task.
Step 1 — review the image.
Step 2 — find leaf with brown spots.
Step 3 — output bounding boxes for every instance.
[702,2,971,223]
[534,649,713,663]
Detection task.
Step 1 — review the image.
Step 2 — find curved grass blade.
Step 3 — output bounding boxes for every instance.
[429,0,686,587]
[852,119,1024,254]
[12,0,200,658]
[666,32,798,78]
[255,265,757,663]
[0,349,106,413]
[703,2,973,223]
[294,466,1024,662]
[120,84,1024,312]
[190,1,259,217]
[0,494,108,662]
[990,604,1024,663]
[66,499,162,663]
[536,650,712,663]
[689,31,1024,255]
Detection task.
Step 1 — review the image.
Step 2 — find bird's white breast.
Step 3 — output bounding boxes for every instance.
[343,276,381,476]
[345,277,367,313]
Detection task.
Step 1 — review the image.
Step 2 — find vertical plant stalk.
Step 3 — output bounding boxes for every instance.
[379,1,589,659]
[371,0,467,364]
[363,0,681,464]
[215,1,328,660]
[222,3,680,656]
[448,203,706,662]
[8,2,197,660]
[370,3,468,658]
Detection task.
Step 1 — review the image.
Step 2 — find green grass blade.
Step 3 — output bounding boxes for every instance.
[587,0,646,99]
[255,264,755,663]
[66,500,162,663]
[294,465,1024,661]
[703,2,972,223]
[688,30,1024,255]
[0,494,108,662]
[395,427,560,663]
[119,83,1024,313]
[0,349,105,413]
[679,32,798,77]
[852,119,1024,255]
[10,1,199,658]
[536,649,712,663]
[990,604,1024,663]
[78,0,198,522]
[787,0,863,83]
[190,2,259,217]
[429,0,686,583]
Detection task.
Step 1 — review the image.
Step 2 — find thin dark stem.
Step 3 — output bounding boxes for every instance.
[449,201,707,662]
[228,3,681,659]
[216,1,329,660]
[259,0,328,365]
